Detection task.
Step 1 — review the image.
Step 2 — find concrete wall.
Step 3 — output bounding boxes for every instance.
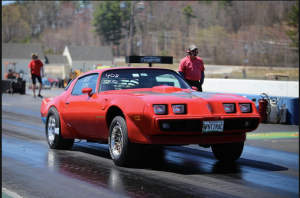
[203,78,298,98]
[203,78,299,125]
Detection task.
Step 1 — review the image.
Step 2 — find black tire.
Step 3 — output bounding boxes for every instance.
[46,107,74,149]
[108,116,141,167]
[211,142,244,162]
[21,81,26,94]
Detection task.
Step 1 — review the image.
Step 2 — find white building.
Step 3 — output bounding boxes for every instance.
[62,45,114,72]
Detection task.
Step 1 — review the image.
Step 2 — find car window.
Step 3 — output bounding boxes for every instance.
[72,74,99,95]
[99,69,191,91]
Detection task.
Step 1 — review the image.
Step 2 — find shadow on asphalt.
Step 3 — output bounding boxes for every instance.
[53,142,288,176]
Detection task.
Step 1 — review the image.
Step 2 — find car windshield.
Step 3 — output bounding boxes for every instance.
[100,69,191,91]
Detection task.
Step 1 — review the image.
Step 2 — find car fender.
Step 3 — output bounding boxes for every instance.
[124,113,150,144]
[107,95,150,143]
[108,94,146,120]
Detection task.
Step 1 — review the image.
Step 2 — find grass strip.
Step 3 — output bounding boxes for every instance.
[247,132,299,139]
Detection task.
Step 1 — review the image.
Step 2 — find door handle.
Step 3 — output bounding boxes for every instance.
[66,101,69,105]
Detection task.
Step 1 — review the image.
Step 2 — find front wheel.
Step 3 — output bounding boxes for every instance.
[108,116,140,167]
[46,107,74,149]
[211,142,244,162]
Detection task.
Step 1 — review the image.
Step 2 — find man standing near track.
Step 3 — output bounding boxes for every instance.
[178,45,205,92]
[28,53,44,98]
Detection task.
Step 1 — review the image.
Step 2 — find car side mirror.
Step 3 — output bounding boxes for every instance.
[82,87,93,97]
[191,86,198,91]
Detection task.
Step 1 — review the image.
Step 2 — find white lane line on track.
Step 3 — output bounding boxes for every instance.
[2,187,24,198]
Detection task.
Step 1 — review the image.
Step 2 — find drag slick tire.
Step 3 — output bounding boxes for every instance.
[46,107,74,149]
[211,142,244,162]
[108,116,141,167]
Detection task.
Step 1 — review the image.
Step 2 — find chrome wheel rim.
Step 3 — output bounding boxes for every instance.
[111,124,123,157]
[47,115,56,145]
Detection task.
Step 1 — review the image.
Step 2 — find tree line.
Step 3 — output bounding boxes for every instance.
[2,1,299,67]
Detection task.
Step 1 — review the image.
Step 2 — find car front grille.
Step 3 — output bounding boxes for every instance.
[159,120,201,132]
[158,118,260,133]
[223,119,260,131]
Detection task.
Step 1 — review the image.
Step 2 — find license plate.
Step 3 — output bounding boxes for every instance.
[202,121,224,133]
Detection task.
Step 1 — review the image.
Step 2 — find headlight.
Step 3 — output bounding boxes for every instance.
[239,103,251,113]
[153,105,167,115]
[223,104,235,113]
[172,104,185,114]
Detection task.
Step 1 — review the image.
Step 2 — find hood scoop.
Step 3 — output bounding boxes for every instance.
[152,85,182,93]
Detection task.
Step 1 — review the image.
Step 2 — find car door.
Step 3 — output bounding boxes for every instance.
[61,73,102,138]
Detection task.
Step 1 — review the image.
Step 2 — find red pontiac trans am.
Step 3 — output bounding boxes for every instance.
[41,67,260,167]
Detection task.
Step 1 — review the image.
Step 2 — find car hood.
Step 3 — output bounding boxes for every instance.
[107,86,249,103]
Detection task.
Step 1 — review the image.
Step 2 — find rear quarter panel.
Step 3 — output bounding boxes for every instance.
[40,80,77,138]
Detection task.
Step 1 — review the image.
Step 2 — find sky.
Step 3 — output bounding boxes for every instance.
[2,1,15,6]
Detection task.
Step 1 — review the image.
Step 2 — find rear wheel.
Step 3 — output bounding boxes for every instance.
[211,142,244,162]
[108,116,141,167]
[46,107,74,149]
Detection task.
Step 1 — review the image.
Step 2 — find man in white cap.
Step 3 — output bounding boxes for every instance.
[178,45,205,92]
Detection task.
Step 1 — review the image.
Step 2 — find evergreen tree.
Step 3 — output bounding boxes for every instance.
[93,1,130,56]
[286,1,299,49]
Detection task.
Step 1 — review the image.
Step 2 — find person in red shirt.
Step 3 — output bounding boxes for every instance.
[178,45,205,92]
[28,53,44,98]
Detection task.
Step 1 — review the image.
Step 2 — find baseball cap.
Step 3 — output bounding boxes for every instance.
[188,45,198,51]
[31,53,38,58]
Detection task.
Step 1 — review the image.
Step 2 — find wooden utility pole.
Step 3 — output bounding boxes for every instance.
[128,1,135,57]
